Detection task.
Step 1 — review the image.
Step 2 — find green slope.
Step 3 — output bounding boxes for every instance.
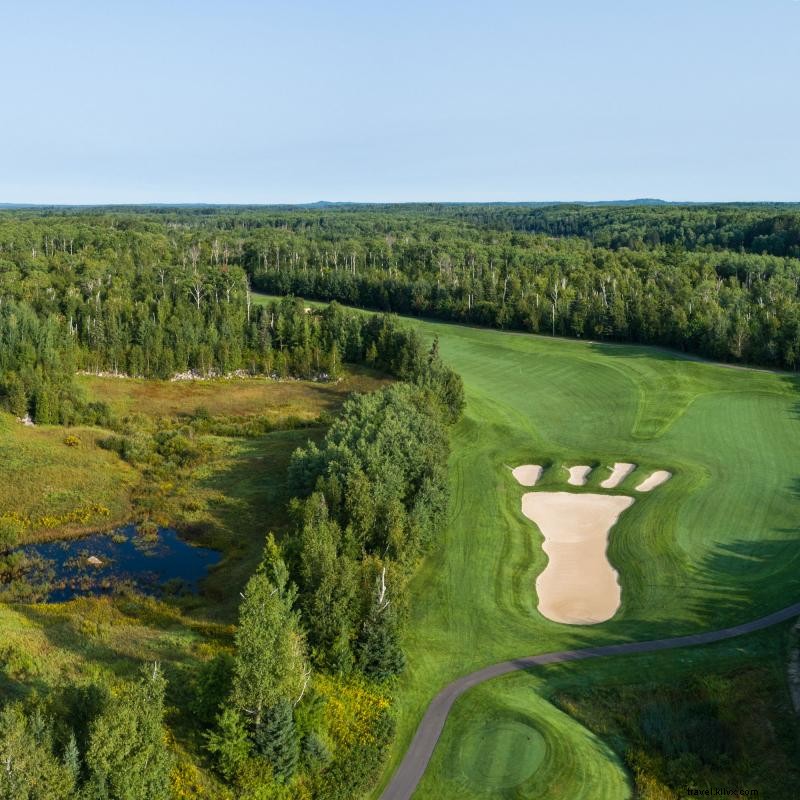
[367,319,800,798]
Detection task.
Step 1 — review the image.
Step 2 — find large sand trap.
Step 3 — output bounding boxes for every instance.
[566,465,592,486]
[512,465,543,486]
[600,462,636,489]
[635,470,671,492]
[520,492,634,624]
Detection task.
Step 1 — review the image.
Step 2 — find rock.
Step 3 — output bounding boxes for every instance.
[87,556,103,567]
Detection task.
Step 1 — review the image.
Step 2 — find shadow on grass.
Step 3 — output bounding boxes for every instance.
[542,535,800,660]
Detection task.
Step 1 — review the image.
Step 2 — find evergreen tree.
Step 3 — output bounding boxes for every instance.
[232,536,309,728]
[33,383,57,425]
[251,697,299,783]
[62,732,81,788]
[84,664,172,800]
[7,378,28,418]
[357,569,406,681]
[301,731,330,773]
[205,707,251,781]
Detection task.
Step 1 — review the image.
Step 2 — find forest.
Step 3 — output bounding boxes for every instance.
[4,203,799,375]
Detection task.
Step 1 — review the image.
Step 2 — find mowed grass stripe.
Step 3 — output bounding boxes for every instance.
[365,314,800,799]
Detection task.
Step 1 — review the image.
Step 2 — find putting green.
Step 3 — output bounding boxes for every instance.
[429,672,631,799]
[458,718,546,789]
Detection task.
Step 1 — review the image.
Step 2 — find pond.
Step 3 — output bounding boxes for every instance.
[12,525,222,603]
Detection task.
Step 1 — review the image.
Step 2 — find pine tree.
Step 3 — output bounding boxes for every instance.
[8,379,28,418]
[302,731,330,773]
[84,663,172,800]
[205,707,250,781]
[232,536,309,727]
[251,697,299,783]
[63,732,81,787]
[33,382,57,424]
[357,569,405,681]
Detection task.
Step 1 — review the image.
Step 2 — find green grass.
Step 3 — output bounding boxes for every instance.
[418,625,799,799]
[0,414,137,538]
[418,674,629,800]
[360,318,800,798]
[457,718,546,790]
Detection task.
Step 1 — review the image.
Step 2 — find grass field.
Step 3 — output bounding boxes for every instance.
[0,413,137,538]
[76,367,388,420]
[1,368,386,543]
[356,315,800,798]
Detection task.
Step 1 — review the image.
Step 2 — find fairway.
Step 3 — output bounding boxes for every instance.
[368,318,800,798]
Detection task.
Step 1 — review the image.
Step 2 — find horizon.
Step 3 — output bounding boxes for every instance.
[2,197,800,208]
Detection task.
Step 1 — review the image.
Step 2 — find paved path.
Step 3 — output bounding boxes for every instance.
[380,601,800,800]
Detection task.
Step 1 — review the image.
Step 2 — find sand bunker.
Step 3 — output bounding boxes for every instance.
[519,492,634,624]
[566,465,592,486]
[600,462,636,489]
[635,470,671,492]
[512,465,543,487]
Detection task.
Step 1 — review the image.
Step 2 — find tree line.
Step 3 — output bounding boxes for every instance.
[5,205,800,377]
[201,327,463,797]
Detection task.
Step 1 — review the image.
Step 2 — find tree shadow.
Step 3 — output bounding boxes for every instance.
[546,534,800,657]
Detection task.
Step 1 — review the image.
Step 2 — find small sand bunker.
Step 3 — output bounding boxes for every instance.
[566,465,591,486]
[600,462,636,489]
[520,492,634,625]
[635,470,671,492]
[512,465,543,487]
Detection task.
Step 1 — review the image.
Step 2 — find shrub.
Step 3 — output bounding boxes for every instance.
[0,518,23,553]
[190,653,235,727]
[64,434,81,447]
[205,708,251,781]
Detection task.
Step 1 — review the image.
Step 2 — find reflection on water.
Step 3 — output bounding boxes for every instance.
[15,524,221,602]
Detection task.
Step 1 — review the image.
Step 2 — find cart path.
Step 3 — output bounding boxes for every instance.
[380,600,800,800]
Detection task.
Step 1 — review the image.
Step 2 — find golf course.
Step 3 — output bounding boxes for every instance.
[365,315,800,799]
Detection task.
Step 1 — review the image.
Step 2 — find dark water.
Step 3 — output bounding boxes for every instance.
[18,525,221,602]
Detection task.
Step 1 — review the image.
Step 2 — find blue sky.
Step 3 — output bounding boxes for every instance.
[1,0,798,203]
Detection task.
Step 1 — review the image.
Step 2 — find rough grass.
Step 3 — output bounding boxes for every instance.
[0,414,137,538]
[363,317,800,798]
[183,427,328,620]
[76,366,388,420]
[0,363,384,797]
